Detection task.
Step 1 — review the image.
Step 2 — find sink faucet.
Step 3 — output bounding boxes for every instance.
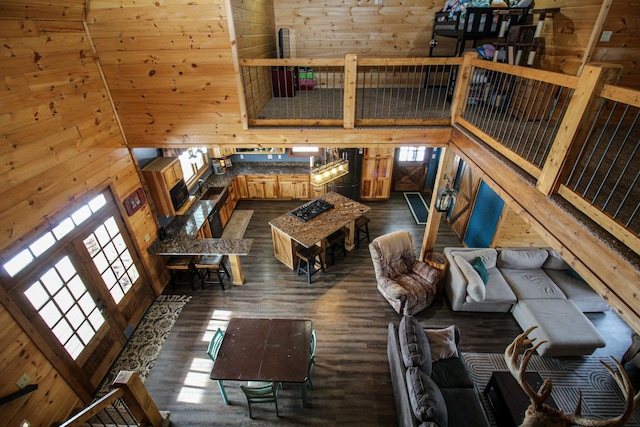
[197,179,206,196]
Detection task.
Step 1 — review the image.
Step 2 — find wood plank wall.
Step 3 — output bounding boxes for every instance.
[85,0,245,147]
[491,205,547,248]
[232,0,277,59]
[591,0,640,89]
[273,0,442,58]
[0,2,164,425]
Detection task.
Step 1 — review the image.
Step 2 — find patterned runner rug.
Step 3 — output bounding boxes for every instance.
[462,352,640,426]
[94,294,192,398]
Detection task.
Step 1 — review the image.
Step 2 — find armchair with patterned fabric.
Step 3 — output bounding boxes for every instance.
[369,231,441,315]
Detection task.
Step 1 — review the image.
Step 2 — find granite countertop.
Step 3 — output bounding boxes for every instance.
[149,162,307,256]
[203,162,310,187]
[268,192,371,248]
[149,198,252,256]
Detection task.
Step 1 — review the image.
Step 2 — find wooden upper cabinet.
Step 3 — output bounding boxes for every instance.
[210,147,235,158]
[142,157,189,216]
[363,147,394,159]
[278,174,310,200]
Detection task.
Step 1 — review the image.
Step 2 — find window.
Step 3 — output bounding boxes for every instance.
[398,146,426,162]
[179,148,208,183]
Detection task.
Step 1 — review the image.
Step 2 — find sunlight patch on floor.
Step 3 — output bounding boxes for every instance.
[177,358,213,403]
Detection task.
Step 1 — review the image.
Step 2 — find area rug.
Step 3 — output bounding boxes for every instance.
[403,192,429,224]
[94,294,192,398]
[462,352,640,426]
[221,209,253,239]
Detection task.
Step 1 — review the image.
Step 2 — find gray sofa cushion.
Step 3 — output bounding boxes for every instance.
[500,268,567,300]
[544,268,610,312]
[431,357,474,389]
[543,249,570,270]
[399,315,432,374]
[498,249,548,269]
[440,387,491,427]
[450,248,497,269]
[406,366,448,427]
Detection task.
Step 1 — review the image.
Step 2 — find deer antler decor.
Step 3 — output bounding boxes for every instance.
[505,326,640,427]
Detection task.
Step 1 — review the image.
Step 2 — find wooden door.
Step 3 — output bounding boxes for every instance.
[393,161,427,192]
[1,191,154,399]
[449,160,481,241]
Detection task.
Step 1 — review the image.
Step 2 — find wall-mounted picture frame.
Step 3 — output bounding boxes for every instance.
[123,187,147,216]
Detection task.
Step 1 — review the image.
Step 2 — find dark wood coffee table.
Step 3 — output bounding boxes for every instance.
[210,318,312,407]
[484,371,558,427]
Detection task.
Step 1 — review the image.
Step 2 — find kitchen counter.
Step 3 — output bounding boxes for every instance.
[268,192,371,270]
[149,196,252,285]
[203,162,310,187]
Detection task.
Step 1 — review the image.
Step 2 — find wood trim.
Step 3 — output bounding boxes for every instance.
[557,185,640,255]
[225,0,249,131]
[600,83,640,107]
[343,54,357,129]
[470,58,580,89]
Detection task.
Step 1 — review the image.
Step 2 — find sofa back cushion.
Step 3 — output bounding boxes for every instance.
[498,249,548,269]
[543,249,570,270]
[406,366,448,427]
[399,315,432,375]
[450,248,497,269]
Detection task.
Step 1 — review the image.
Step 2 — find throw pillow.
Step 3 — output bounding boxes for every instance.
[472,257,489,284]
[398,315,432,375]
[406,367,448,426]
[424,325,459,361]
[454,256,486,302]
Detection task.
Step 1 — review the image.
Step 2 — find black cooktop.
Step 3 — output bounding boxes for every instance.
[289,199,335,222]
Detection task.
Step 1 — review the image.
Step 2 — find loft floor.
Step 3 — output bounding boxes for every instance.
[142,192,634,426]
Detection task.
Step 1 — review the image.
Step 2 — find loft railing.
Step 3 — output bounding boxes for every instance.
[456,59,577,176]
[452,54,638,255]
[58,371,166,427]
[240,53,639,257]
[240,55,461,127]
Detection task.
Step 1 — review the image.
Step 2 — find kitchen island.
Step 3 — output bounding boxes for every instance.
[269,192,370,270]
[149,198,252,285]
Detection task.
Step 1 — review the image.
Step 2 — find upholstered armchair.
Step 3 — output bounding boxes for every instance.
[369,231,441,315]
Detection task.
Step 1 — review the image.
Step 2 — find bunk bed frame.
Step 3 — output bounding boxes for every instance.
[430,7,530,57]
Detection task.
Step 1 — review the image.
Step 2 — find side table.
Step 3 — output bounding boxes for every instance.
[425,252,449,293]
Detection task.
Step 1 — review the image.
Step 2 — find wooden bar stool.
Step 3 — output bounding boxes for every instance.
[194,255,230,290]
[355,215,371,249]
[296,245,325,284]
[165,255,197,290]
[325,228,347,265]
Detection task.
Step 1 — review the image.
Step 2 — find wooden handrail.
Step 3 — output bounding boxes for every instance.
[0,384,38,406]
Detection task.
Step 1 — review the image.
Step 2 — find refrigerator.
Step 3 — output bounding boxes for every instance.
[327,148,364,201]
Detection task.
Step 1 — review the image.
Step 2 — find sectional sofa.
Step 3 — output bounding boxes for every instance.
[443,247,609,356]
[387,315,490,427]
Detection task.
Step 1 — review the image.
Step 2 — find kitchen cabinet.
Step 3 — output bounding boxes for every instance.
[360,148,394,200]
[219,180,239,228]
[246,175,278,199]
[210,147,235,158]
[278,174,310,200]
[234,175,249,199]
[142,157,193,216]
[311,183,326,199]
[197,220,212,239]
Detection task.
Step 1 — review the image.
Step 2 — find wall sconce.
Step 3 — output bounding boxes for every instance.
[435,184,456,213]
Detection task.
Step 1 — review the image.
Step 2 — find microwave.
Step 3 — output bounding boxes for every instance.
[169,179,189,211]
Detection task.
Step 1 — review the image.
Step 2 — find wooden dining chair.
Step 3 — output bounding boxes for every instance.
[240,381,280,418]
[206,328,230,405]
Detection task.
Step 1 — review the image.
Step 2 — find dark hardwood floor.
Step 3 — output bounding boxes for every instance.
[143,192,634,426]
